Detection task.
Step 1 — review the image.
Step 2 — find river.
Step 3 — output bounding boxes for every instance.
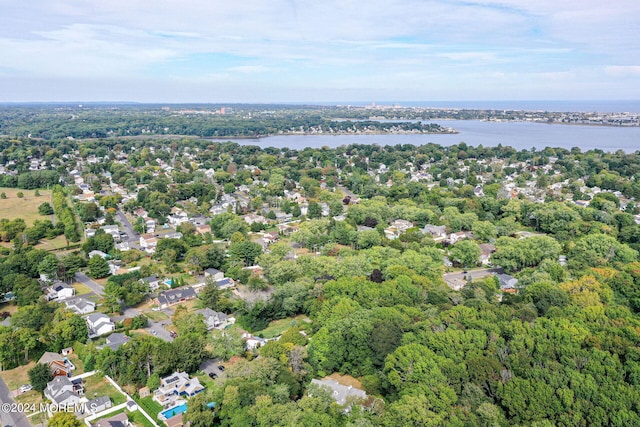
[208,120,640,152]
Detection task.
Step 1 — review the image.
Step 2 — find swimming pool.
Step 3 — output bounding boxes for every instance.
[160,403,187,419]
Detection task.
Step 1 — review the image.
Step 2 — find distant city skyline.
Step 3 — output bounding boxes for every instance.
[1,1,639,103]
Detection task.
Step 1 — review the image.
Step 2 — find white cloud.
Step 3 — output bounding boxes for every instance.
[0,0,638,100]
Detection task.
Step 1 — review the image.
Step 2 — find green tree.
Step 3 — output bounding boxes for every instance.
[183,393,216,427]
[38,202,54,216]
[47,412,83,427]
[87,255,110,279]
[449,240,481,268]
[29,363,53,392]
[229,240,263,266]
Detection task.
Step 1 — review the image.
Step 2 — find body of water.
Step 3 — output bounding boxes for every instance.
[209,120,640,152]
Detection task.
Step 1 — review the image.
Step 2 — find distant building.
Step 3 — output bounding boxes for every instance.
[310,378,367,409]
[156,287,197,309]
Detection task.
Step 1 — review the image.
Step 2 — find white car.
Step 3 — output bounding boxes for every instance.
[19,384,32,393]
[151,330,157,335]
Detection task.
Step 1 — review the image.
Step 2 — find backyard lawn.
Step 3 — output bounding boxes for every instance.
[83,374,126,405]
[0,361,35,391]
[134,396,163,421]
[258,314,311,338]
[72,282,94,296]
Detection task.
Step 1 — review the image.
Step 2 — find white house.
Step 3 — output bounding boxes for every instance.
[86,313,116,338]
[44,376,83,407]
[153,372,205,406]
[195,308,235,330]
[139,234,158,254]
[64,297,96,315]
[46,281,75,301]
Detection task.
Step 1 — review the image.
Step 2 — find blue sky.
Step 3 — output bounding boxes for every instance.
[0,0,639,102]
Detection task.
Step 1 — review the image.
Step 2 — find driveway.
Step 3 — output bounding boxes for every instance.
[200,358,226,379]
[146,320,174,342]
[443,267,503,290]
[0,376,32,427]
[75,272,105,296]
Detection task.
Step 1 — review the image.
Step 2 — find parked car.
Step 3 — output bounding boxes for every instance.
[208,372,217,379]
[19,384,32,393]
[170,331,177,338]
[151,330,157,336]
[218,365,225,372]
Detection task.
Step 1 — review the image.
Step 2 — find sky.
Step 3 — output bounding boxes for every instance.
[0,0,639,103]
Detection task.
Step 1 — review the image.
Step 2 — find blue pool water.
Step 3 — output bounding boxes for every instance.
[160,403,187,419]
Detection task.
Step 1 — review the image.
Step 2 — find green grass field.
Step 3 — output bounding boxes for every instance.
[258,314,310,338]
[0,187,52,226]
[0,361,35,391]
[134,396,163,421]
[83,373,126,405]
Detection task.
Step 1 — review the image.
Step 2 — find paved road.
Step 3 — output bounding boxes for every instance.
[75,272,105,296]
[111,307,142,322]
[443,267,504,282]
[115,210,140,249]
[0,376,32,427]
[337,185,358,199]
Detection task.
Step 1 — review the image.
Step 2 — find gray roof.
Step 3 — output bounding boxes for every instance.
[86,313,111,324]
[91,412,128,427]
[157,287,196,306]
[87,395,111,408]
[105,333,130,350]
[38,351,63,366]
[140,275,159,283]
[65,297,96,312]
[310,379,367,406]
[497,274,519,289]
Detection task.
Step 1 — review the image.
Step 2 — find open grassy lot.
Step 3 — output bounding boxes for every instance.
[14,390,43,406]
[0,361,35,391]
[83,373,126,405]
[258,314,310,338]
[0,302,19,316]
[134,396,163,421]
[34,235,77,251]
[143,310,169,322]
[0,187,52,226]
[72,282,94,296]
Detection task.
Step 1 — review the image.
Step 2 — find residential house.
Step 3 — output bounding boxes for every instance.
[195,308,234,330]
[86,313,116,338]
[215,278,234,289]
[38,352,75,377]
[134,208,148,218]
[105,333,130,351]
[421,224,447,242]
[497,274,519,293]
[262,231,279,245]
[140,275,162,291]
[195,224,211,235]
[479,244,496,266]
[91,412,130,427]
[156,287,197,309]
[46,281,75,301]
[241,331,266,350]
[88,250,109,260]
[64,297,96,315]
[153,372,205,406]
[204,268,224,281]
[44,376,83,406]
[163,231,183,240]
[310,378,367,408]
[84,396,112,415]
[243,214,267,225]
[115,241,130,251]
[140,234,158,254]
